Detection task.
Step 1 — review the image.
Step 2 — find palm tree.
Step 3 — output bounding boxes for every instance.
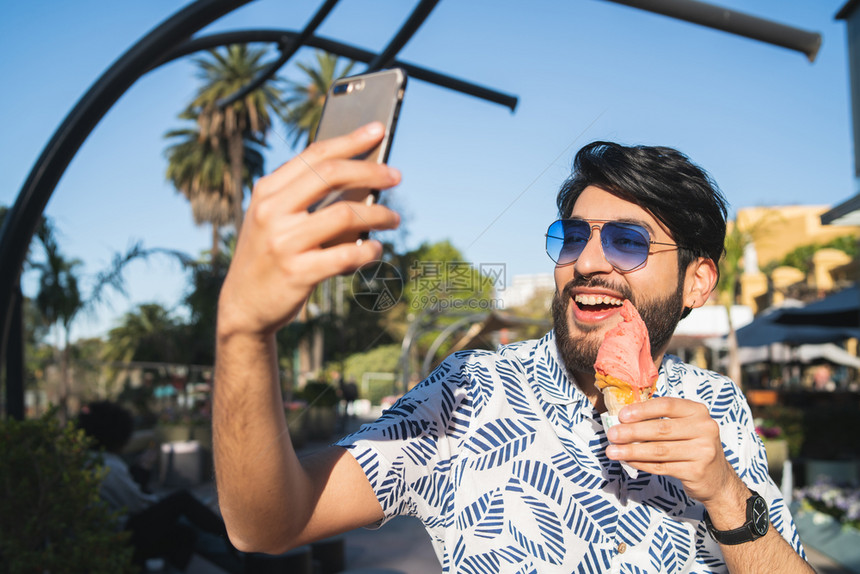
[103,303,183,366]
[186,44,285,233]
[165,111,264,259]
[102,303,186,400]
[282,50,356,147]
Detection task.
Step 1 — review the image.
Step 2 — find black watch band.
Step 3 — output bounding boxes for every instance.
[703,489,769,545]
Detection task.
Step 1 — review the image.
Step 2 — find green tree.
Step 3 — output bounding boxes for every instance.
[337,344,401,405]
[32,238,166,417]
[381,240,497,380]
[102,303,189,413]
[165,114,264,259]
[186,44,285,233]
[68,337,108,401]
[183,235,236,366]
[282,50,356,147]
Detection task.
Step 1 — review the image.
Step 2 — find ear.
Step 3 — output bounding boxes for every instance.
[683,257,718,310]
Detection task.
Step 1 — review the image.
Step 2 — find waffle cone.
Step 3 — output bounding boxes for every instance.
[595,372,652,416]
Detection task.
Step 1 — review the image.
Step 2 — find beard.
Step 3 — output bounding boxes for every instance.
[551,274,685,377]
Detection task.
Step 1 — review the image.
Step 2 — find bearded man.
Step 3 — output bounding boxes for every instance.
[213,124,812,573]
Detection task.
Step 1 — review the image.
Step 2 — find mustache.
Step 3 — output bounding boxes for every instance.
[559,274,634,304]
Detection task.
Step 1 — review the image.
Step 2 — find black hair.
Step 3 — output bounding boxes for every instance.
[77,400,134,453]
[556,141,728,274]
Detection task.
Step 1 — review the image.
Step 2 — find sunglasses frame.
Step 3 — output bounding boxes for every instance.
[545,218,678,272]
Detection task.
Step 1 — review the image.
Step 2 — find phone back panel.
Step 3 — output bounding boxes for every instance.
[314,68,406,165]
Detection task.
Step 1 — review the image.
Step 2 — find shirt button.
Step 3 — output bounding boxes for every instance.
[617,542,627,554]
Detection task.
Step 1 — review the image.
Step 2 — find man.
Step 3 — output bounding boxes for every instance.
[213,123,812,572]
[79,401,239,571]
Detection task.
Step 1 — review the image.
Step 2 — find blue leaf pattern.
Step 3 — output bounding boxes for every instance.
[505,490,566,565]
[456,488,505,539]
[464,418,537,471]
[336,333,806,572]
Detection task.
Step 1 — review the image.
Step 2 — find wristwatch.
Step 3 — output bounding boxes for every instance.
[703,489,769,545]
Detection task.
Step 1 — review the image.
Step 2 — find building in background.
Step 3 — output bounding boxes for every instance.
[737,205,860,313]
[497,273,555,310]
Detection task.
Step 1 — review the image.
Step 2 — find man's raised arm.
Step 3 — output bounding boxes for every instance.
[213,123,401,553]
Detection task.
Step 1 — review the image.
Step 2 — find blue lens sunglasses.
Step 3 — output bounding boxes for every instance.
[545,218,679,272]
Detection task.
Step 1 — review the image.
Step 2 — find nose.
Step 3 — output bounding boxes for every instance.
[573,224,614,276]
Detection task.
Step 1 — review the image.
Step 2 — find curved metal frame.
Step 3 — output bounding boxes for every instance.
[0,0,518,418]
[0,0,255,418]
[420,312,487,378]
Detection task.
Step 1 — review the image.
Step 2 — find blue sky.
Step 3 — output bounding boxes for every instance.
[0,0,854,340]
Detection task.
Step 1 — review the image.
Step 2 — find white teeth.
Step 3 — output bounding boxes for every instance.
[574,294,623,306]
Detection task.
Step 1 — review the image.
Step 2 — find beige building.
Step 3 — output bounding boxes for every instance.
[736,205,860,313]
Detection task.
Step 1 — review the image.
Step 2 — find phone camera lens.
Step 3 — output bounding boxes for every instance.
[333,83,348,95]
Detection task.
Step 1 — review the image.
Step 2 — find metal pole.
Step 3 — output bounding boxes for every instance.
[602,0,821,61]
[366,0,441,71]
[157,30,519,111]
[216,0,341,108]
[4,285,24,420]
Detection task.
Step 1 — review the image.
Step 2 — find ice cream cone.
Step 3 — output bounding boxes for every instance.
[593,300,658,415]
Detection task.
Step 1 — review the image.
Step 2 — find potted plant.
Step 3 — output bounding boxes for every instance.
[793,478,860,572]
[755,417,789,475]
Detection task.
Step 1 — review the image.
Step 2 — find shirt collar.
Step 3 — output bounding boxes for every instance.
[531,330,587,405]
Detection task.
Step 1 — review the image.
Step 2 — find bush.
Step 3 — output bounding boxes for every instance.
[0,409,135,573]
[297,381,340,408]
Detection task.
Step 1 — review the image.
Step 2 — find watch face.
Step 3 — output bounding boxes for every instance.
[751,496,769,536]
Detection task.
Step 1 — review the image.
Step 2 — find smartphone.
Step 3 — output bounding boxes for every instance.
[309,68,407,244]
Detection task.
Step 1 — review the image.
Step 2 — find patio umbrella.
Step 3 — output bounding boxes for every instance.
[775,286,860,327]
[735,306,860,347]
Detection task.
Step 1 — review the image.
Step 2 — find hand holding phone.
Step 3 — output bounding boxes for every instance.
[222,123,401,337]
[309,68,407,245]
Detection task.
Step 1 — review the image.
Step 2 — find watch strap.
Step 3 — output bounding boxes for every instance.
[704,489,768,545]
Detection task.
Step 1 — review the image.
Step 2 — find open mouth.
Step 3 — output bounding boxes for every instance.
[573,293,623,313]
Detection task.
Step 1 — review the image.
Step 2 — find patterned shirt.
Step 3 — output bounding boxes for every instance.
[336,332,805,573]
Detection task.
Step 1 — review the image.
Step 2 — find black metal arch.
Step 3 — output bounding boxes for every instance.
[154,30,519,110]
[0,0,517,418]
